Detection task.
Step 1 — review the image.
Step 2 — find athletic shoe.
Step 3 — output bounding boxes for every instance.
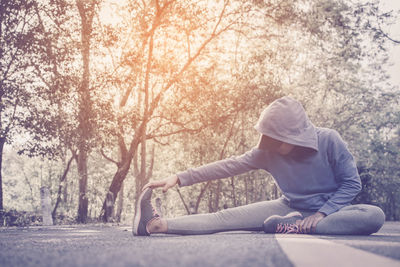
[263,211,303,234]
[132,188,160,236]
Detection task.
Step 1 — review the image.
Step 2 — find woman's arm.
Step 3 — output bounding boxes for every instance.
[143,148,264,193]
[176,148,262,187]
[318,130,362,216]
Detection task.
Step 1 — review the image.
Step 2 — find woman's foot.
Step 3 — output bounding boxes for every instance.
[132,188,160,236]
[263,211,303,234]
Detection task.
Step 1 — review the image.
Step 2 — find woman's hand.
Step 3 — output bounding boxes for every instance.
[142,175,180,193]
[298,212,326,233]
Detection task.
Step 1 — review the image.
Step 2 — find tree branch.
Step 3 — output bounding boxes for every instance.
[176,187,191,215]
[100,147,120,166]
[52,150,77,220]
[146,1,236,122]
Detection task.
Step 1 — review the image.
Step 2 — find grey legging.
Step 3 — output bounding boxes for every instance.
[166,198,385,235]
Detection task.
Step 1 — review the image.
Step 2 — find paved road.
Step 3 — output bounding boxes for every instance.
[0,222,399,267]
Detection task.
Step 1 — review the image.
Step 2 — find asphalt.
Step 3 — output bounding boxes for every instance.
[0,222,399,267]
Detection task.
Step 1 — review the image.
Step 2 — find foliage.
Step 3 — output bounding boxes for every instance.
[0,209,41,227]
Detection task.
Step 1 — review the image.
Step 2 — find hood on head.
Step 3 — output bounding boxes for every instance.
[254,96,318,151]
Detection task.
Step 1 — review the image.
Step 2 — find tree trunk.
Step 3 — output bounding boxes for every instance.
[76,0,95,223]
[176,187,191,215]
[0,137,5,211]
[115,181,124,222]
[245,176,249,205]
[208,190,213,213]
[194,181,211,214]
[99,128,143,222]
[214,180,222,211]
[135,136,147,204]
[105,190,115,221]
[40,186,53,226]
[77,151,88,223]
[100,160,131,222]
[63,175,68,207]
[52,152,75,222]
[230,177,237,207]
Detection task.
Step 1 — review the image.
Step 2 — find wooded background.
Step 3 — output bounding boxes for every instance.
[1,0,399,225]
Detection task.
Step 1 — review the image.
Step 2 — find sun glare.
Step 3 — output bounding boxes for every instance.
[99,0,125,26]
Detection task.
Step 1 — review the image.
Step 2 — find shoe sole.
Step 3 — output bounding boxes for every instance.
[132,188,151,236]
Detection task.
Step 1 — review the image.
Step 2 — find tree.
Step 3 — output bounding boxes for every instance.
[0,0,44,211]
[14,0,85,222]
[93,0,258,221]
[2,0,104,223]
[75,0,98,223]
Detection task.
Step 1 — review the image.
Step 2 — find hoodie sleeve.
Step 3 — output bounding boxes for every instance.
[177,148,263,187]
[318,130,362,216]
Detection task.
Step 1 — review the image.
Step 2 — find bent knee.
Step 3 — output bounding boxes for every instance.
[360,205,385,234]
[342,204,385,234]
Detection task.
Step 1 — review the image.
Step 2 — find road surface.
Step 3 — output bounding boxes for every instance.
[1,222,399,267]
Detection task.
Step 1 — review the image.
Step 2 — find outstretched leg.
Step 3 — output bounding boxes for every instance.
[155,198,295,235]
[162,199,294,235]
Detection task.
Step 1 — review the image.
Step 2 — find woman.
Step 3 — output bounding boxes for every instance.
[133,96,385,236]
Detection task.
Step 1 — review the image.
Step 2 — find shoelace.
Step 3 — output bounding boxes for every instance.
[151,206,160,217]
[146,208,160,234]
[276,223,300,234]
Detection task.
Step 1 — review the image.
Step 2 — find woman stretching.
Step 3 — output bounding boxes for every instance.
[133,96,385,236]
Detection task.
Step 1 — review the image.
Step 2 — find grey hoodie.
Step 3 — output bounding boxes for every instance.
[177,96,362,215]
